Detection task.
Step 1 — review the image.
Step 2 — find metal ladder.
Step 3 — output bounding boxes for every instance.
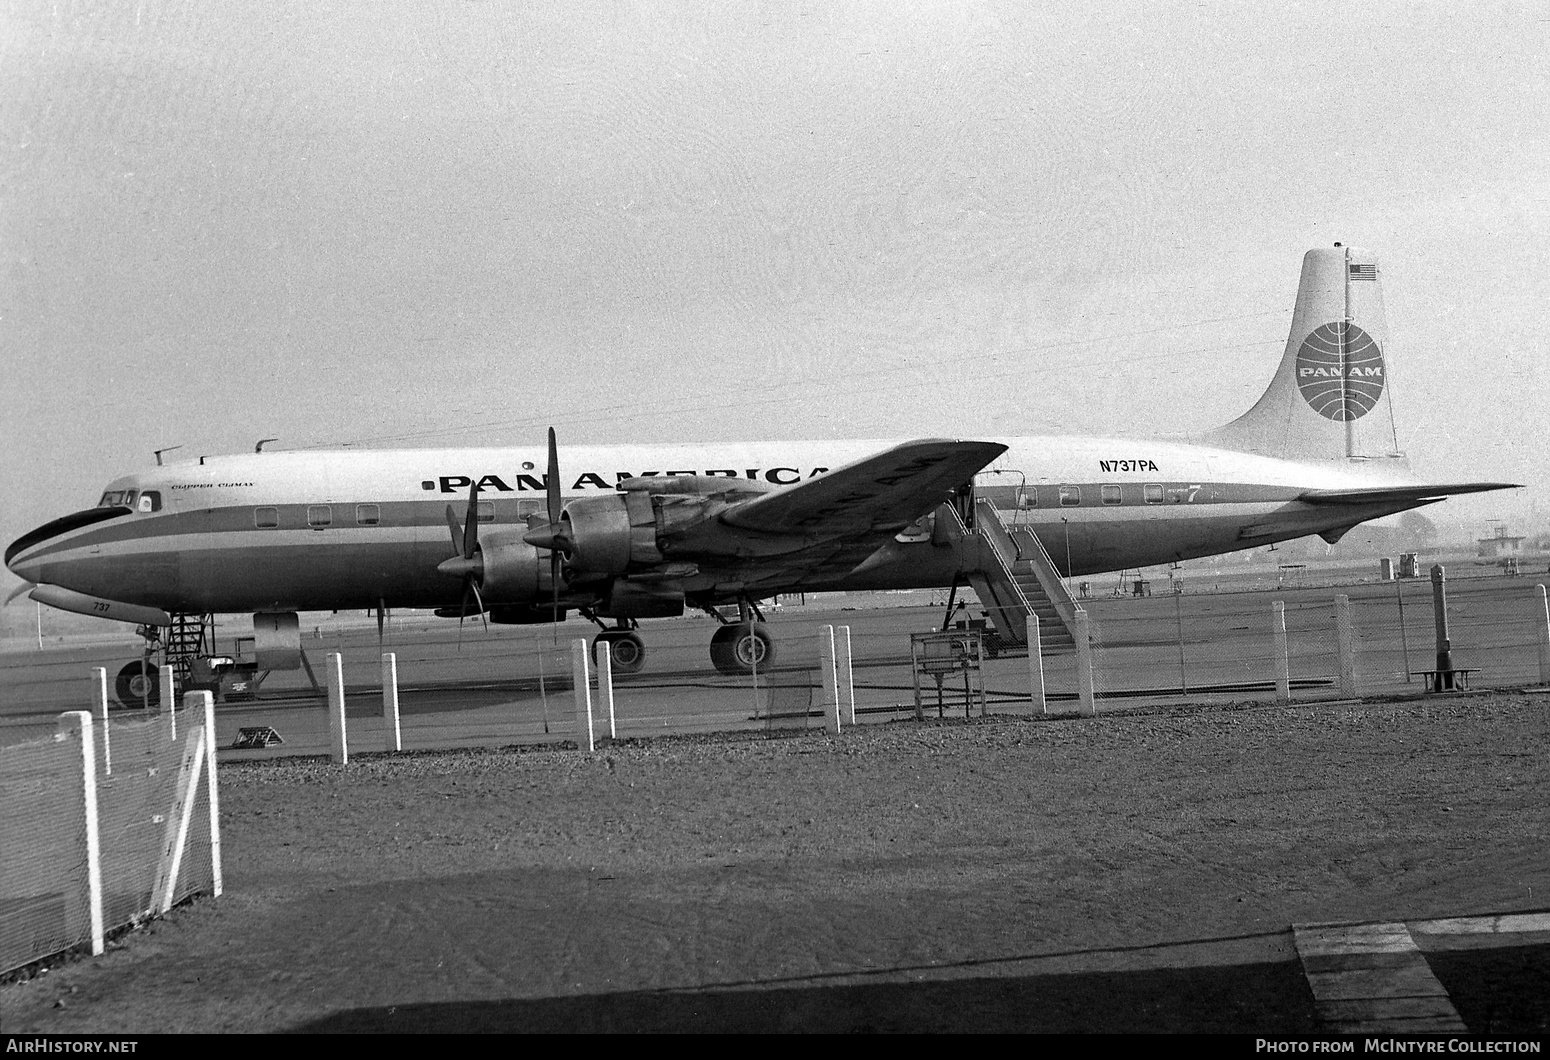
[160,612,212,685]
[937,501,1079,650]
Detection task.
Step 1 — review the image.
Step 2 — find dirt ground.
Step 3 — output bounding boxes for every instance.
[3,691,1549,1034]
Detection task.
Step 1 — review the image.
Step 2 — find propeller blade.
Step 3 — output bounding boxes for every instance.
[546,427,562,527]
[456,580,474,652]
[551,552,561,628]
[468,578,488,633]
[462,480,479,560]
[445,505,462,554]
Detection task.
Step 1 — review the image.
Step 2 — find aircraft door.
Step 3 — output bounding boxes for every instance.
[953,481,974,529]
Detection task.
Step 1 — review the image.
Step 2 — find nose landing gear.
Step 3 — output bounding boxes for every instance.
[114,659,158,710]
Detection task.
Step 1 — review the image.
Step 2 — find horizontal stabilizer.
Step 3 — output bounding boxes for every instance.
[1299,482,1521,505]
[721,439,1007,536]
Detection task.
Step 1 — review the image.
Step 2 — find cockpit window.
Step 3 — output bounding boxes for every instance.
[138,491,162,512]
[97,489,139,508]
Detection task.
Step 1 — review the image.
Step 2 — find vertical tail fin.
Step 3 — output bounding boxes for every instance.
[1202,246,1407,467]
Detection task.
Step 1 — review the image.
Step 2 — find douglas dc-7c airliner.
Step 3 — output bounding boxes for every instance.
[5,246,1517,703]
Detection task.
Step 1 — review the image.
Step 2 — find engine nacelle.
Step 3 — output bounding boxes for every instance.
[488,604,566,624]
[598,579,685,620]
[561,492,665,575]
[477,527,545,602]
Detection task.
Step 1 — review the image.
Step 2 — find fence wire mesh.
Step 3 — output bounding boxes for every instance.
[0,703,215,975]
[0,725,90,974]
[2,575,1546,764]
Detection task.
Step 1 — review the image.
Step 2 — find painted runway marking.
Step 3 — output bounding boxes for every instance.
[1292,921,1466,1034]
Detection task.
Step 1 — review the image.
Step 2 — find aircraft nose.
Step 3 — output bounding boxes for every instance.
[5,530,45,583]
[6,506,133,584]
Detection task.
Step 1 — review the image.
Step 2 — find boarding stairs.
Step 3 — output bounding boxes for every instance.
[938,500,1078,652]
[158,613,213,686]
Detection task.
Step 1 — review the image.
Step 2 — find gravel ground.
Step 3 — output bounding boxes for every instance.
[3,691,1548,1033]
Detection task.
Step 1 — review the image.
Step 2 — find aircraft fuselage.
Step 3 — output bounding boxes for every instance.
[6,434,1423,616]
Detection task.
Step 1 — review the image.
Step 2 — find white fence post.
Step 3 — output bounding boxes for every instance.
[1026,613,1046,714]
[92,667,111,776]
[381,652,401,752]
[1537,584,1550,686]
[160,663,176,740]
[820,625,841,734]
[1335,595,1358,698]
[572,639,594,752]
[327,652,348,764]
[57,711,104,956]
[1074,608,1096,717]
[1272,600,1291,705]
[151,721,207,914]
[159,663,176,737]
[837,625,855,725]
[595,640,616,740]
[189,690,223,898]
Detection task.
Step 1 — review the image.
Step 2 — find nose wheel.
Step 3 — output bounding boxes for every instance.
[114,660,158,710]
[709,621,775,675]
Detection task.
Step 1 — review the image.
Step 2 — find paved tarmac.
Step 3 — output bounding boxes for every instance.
[3,576,1547,758]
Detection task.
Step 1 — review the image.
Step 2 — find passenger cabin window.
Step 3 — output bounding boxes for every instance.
[1101,485,1122,506]
[355,504,380,526]
[307,505,332,528]
[1017,487,1038,509]
[1059,485,1082,507]
[477,500,495,523]
[255,507,279,529]
[1144,483,1164,505]
[516,500,543,519]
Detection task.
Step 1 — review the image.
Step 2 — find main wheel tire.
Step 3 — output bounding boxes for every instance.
[114,661,158,710]
[594,630,647,674]
[709,622,776,676]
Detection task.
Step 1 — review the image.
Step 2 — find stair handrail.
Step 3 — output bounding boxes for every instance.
[936,501,1032,642]
[973,499,1080,632]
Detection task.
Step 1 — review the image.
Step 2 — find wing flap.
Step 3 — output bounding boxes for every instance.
[720,439,1008,536]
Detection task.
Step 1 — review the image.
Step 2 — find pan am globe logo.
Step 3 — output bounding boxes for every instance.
[1295,322,1385,421]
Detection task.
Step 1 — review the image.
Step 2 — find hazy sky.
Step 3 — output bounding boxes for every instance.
[3,0,1547,592]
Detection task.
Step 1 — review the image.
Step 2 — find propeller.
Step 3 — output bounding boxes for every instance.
[519,428,568,628]
[543,427,564,626]
[436,480,487,642]
[521,428,573,558]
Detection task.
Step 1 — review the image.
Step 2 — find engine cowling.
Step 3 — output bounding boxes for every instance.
[476,527,544,602]
[560,492,664,575]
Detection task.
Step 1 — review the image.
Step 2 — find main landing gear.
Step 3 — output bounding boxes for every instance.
[702,597,776,676]
[583,599,779,677]
[591,625,647,674]
[709,621,775,675]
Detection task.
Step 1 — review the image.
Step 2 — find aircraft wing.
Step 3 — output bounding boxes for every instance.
[720,439,1008,536]
[1298,482,1521,505]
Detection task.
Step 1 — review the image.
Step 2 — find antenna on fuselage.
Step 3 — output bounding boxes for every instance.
[153,446,182,467]
[255,438,279,453]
